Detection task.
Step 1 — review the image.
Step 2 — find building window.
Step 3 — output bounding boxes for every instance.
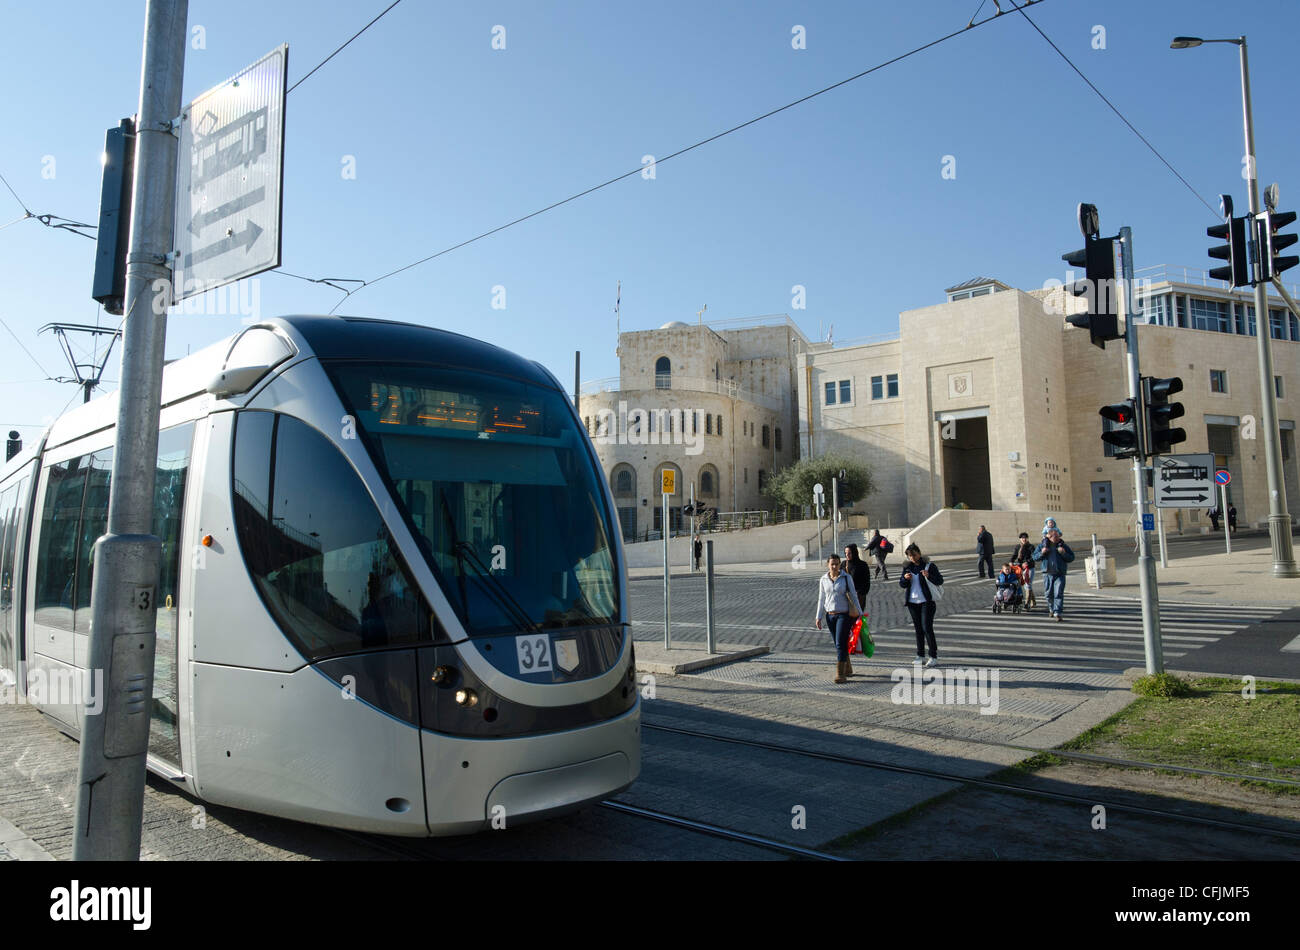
[762,425,770,448]
[774,428,782,452]
[886,373,899,398]
[1270,308,1287,340]
[701,471,714,494]
[757,470,768,492]
[871,376,883,400]
[706,414,713,435]
[1189,298,1230,333]
[1276,376,1285,399]
[1210,369,1228,394]
[717,415,722,437]
[744,467,748,484]
[655,356,671,389]
[1142,294,1171,326]
[615,470,634,494]
[839,380,851,403]
[824,381,836,405]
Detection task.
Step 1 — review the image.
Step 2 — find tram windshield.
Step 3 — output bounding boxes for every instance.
[327,362,620,636]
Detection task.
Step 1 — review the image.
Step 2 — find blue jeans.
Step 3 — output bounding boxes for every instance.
[825,613,852,662]
[1043,573,1066,615]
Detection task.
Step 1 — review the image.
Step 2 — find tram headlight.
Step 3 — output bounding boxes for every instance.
[454,688,478,708]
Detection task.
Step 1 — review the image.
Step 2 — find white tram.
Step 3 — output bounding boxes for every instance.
[0,316,639,835]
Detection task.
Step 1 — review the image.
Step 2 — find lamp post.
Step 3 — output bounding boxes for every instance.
[1171,35,1298,577]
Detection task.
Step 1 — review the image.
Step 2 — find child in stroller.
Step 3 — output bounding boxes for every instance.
[992,562,1024,614]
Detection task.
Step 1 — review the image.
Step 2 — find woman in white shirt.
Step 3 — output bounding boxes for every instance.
[814,554,860,684]
[899,543,944,667]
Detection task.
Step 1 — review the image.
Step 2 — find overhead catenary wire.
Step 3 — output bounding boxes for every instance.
[0,315,54,380]
[286,0,403,94]
[1008,0,1220,218]
[325,1,1049,312]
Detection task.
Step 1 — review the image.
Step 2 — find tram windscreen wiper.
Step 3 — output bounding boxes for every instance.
[452,540,544,635]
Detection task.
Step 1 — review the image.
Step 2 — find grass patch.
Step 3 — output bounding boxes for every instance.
[1132,672,1192,698]
[1055,676,1300,793]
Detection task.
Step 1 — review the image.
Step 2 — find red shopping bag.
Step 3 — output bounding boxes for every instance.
[848,615,871,655]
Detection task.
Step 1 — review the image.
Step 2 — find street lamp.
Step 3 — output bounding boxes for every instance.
[1172,34,1298,577]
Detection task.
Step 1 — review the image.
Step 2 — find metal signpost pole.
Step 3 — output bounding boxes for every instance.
[1120,226,1163,674]
[662,490,670,649]
[1158,508,1168,568]
[689,482,696,573]
[74,0,188,861]
[1221,480,1232,556]
[1091,532,1100,590]
[705,541,716,654]
[831,476,839,556]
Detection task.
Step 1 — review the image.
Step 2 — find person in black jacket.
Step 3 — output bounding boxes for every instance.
[899,543,944,667]
[843,543,871,613]
[866,529,890,578]
[1010,531,1036,609]
[976,525,995,578]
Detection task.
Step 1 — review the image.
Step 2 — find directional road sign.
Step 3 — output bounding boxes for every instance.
[173,44,287,303]
[1153,453,1214,508]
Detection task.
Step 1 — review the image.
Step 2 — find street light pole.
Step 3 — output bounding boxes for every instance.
[1235,38,1298,577]
[1172,34,1297,577]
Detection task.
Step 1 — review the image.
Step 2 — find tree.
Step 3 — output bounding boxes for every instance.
[764,453,875,510]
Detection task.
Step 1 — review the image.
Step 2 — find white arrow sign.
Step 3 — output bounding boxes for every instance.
[173,44,287,304]
[1153,453,1214,508]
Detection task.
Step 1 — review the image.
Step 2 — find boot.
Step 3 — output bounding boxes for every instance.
[834,662,846,684]
[844,656,854,676]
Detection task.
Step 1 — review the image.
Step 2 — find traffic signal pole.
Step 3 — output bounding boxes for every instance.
[1119,227,1164,674]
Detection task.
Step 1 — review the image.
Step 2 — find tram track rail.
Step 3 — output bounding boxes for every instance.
[596,799,845,861]
[641,721,1300,843]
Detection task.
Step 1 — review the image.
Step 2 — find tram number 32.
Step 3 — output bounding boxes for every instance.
[515,635,552,672]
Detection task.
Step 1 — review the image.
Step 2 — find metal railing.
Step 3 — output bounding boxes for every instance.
[1135,264,1300,300]
[579,374,784,411]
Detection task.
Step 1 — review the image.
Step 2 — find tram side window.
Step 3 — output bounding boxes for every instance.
[0,481,21,674]
[35,457,90,633]
[149,424,192,766]
[233,412,431,660]
[73,451,113,632]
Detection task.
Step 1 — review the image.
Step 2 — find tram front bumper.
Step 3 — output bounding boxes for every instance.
[421,703,640,836]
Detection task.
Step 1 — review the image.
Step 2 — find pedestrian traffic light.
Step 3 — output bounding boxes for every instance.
[1062,236,1119,348]
[1207,194,1251,287]
[1143,376,1186,457]
[1257,208,1299,281]
[1099,399,1140,459]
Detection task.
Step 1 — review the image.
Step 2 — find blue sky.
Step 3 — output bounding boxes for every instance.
[3,0,1298,436]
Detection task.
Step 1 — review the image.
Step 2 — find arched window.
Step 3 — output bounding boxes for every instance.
[655,356,671,389]
[775,428,782,452]
[762,424,769,448]
[615,470,633,494]
[700,470,714,494]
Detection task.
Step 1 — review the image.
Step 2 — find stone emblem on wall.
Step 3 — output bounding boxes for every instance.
[948,372,973,399]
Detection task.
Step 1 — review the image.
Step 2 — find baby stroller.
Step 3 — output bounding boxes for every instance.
[992,565,1025,614]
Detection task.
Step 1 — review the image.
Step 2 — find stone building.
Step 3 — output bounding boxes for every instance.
[797,272,1299,529]
[580,316,806,541]
[583,270,1299,541]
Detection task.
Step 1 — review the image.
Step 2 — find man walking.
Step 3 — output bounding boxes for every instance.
[976,525,995,579]
[1207,505,1220,532]
[1032,528,1075,621]
[692,534,703,571]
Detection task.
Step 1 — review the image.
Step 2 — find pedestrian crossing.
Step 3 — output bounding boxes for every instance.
[868,594,1284,669]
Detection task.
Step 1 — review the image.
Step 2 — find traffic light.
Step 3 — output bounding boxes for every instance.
[1207,194,1250,287]
[1062,236,1119,348]
[1257,208,1299,281]
[1143,376,1186,457]
[1099,399,1140,459]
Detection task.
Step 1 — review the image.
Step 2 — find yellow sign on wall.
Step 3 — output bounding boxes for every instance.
[661,469,676,495]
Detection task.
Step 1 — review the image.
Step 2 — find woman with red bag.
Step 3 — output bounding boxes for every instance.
[814,554,861,684]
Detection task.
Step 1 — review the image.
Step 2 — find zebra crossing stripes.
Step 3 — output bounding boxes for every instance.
[874,596,1283,668]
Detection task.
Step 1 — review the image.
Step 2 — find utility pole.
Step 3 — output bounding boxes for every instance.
[1120,227,1164,674]
[1237,39,1298,577]
[74,0,188,860]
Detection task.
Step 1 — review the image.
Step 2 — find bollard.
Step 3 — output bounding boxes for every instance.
[705,540,716,654]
